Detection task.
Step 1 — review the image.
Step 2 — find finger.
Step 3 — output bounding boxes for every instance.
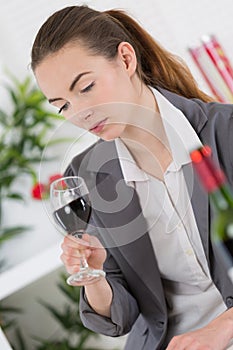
[61,235,91,250]
[66,264,81,275]
[61,249,92,263]
[61,241,92,256]
[81,233,91,242]
[60,254,81,274]
[85,234,105,249]
[60,252,80,274]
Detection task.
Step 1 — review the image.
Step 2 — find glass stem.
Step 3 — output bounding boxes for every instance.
[79,255,89,270]
[73,231,89,271]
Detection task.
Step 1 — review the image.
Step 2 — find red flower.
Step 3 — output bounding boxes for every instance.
[31,173,63,200]
[48,173,62,184]
[31,183,47,200]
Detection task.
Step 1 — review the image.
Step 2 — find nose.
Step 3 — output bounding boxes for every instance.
[69,109,93,126]
[84,111,93,121]
[77,110,93,122]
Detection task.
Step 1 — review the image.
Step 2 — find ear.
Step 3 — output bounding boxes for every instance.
[117,41,137,77]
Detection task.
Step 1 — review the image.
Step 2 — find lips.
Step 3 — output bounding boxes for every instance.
[89,118,108,133]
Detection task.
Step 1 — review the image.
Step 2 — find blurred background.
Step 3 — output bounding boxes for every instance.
[0,0,233,349]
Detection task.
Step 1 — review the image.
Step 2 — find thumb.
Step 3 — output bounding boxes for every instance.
[82,233,104,249]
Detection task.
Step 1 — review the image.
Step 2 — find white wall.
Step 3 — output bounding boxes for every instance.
[1,0,233,349]
[1,0,233,92]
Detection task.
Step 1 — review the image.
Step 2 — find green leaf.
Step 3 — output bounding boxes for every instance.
[20,76,31,95]
[0,109,9,126]
[0,175,16,188]
[6,193,25,201]
[13,327,28,350]
[33,272,109,350]
[0,226,31,243]
[8,87,18,106]
[57,274,81,303]
[1,319,16,330]
[38,301,76,331]
[25,89,44,104]
[34,339,77,350]
[0,305,23,314]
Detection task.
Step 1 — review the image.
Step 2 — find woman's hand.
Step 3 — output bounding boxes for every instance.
[166,309,233,350]
[60,233,107,275]
[61,233,112,317]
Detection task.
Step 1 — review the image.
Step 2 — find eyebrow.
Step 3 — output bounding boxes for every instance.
[69,71,92,91]
[48,71,92,104]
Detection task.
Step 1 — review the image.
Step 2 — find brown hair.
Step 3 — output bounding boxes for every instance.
[31,5,213,102]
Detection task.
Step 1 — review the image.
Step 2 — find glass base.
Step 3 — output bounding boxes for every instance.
[66,268,106,286]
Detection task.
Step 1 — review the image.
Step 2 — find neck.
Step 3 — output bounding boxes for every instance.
[121,82,172,176]
[121,137,172,179]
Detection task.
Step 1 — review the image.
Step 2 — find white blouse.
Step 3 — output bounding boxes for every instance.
[115,88,228,345]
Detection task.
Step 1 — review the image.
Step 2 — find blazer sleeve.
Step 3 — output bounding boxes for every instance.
[79,250,140,337]
[63,163,140,337]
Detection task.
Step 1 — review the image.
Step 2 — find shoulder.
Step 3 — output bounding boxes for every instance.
[64,138,118,178]
[157,87,233,124]
[157,87,233,182]
[64,140,100,177]
[194,99,233,122]
[195,100,233,184]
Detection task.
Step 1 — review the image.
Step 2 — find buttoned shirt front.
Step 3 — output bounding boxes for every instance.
[115,88,227,345]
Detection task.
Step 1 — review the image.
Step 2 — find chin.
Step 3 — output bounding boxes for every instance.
[100,134,118,142]
[98,127,120,142]
[103,124,127,141]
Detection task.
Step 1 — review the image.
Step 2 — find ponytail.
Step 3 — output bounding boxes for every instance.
[105,9,213,102]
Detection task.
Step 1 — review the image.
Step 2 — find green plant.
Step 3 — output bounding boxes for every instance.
[34,273,109,350]
[0,304,22,330]
[0,74,119,350]
[0,303,24,350]
[0,73,63,266]
[0,73,66,343]
[2,275,118,350]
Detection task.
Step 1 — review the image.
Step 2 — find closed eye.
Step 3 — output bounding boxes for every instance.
[80,81,95,94]
[58,102,70,114]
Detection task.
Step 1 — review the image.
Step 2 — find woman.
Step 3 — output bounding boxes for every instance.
[31,5,233,350]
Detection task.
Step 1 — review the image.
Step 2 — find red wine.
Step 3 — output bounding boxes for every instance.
[53,195,92,234]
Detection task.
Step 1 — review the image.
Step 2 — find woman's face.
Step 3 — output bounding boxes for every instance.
[35,43,140,141]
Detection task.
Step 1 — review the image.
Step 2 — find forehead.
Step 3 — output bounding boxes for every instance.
[35,45,94,78]
[34,44,106,96]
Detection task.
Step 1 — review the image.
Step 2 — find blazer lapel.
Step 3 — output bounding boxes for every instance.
[183,163,210,266]
[95,171,166,307]
[76,140,166,305]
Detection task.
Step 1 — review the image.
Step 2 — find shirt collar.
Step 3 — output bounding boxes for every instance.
[115,138,149,184]
[153,88,203,170]
[115,88,203,182]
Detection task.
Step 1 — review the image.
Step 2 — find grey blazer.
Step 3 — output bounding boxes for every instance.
[65,88,233,350]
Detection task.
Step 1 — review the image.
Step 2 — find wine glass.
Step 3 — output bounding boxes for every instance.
[50,176,106,286]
